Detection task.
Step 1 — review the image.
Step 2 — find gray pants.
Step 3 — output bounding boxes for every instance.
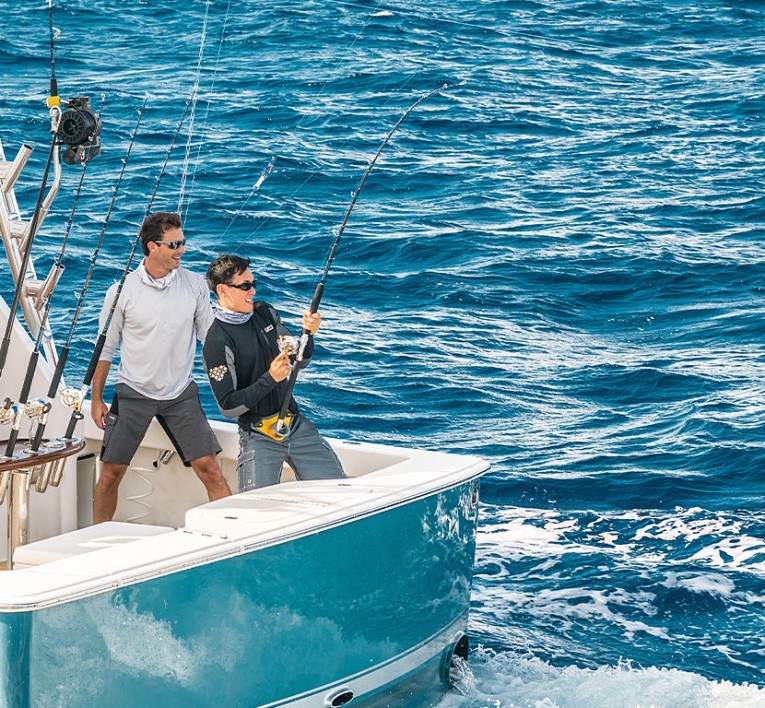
[237,414,345,491]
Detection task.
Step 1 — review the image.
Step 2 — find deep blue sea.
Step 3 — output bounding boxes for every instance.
[1,1,765,705]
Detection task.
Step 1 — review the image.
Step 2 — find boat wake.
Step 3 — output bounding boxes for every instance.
[438,647,765,708]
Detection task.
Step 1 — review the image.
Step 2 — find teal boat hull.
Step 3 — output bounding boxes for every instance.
[0,480,480,707]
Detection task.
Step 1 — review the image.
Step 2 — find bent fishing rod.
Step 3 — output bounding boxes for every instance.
[61,98,192,440]
[24,98,148,452]
[273,81,463,437]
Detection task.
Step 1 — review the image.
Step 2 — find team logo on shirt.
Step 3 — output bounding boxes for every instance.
[208,364,228,382]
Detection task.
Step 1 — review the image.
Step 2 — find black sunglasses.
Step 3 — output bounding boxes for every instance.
[156,239,186,250]
[225,279,257,291]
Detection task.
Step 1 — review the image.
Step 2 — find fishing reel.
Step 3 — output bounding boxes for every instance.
[277,335,300,361]
[23,399,50,421]
[58,96,102,165]
[59,386,83,411]
[0,398,16,425]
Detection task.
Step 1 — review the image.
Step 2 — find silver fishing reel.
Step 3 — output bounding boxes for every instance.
[23,399,50,420]
[0,398,16,425]
[59,386,83,410]
[277,335,300,358]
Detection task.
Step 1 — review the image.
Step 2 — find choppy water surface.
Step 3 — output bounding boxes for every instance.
[1,1,765,705]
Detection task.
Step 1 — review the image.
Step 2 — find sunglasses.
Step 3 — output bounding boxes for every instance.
[226,279,257,291]
[156,239,186,250]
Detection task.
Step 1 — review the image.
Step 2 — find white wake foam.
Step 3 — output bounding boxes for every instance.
[437,648,765,708]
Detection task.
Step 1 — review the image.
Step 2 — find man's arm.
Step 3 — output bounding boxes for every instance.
[91,284,122,430]
[203,327,290,419]
[90,359,112,430]
[194,276,215,344]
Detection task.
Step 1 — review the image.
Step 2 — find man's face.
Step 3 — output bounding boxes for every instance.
[219,268,256,313]
[147,226,186,272]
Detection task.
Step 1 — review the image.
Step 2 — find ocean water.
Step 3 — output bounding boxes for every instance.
[1,1,764,706]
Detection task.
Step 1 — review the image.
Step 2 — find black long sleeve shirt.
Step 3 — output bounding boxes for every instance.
[202,301,313,431]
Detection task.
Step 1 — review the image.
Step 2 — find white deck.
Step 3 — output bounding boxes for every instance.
[0,430,486,610]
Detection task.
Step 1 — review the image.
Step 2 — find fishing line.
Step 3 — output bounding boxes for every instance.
[216,0,467,255]
[61,97,191,439]
[177,0,213,216]
[211,1,387,245]
[218,156,275,241]
[180,0,233,223]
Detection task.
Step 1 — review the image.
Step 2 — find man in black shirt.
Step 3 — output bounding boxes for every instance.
[202,254,345,490]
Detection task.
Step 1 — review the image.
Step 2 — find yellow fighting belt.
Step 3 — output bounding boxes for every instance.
[255,413,292,441]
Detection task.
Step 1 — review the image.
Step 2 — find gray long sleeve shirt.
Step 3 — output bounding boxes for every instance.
[98,264,213,400]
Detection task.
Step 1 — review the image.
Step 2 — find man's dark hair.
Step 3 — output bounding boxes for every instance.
[139,212,182,255]
[206,254,251,296]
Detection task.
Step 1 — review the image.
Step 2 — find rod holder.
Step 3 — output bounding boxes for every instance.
[1,144,33,195]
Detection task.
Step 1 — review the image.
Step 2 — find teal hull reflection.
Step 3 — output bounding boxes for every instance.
[1,482,479,707]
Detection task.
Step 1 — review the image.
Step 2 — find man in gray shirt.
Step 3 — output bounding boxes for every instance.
[91,212,231,523]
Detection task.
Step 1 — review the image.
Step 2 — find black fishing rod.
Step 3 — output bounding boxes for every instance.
[0,1,102,380]
[47,96,147,400]
[6,154,90,457]
[0,2,62,379]
[61,98,192,440]
[26,98,147,452]
[15,98,107,455]
[0,123,60,379]
[273,82,462,437]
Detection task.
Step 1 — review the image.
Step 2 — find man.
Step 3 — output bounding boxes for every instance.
[202,254,345,490]
[91,212,232,523]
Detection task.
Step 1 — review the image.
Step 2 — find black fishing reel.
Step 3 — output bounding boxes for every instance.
[58,95,102,165]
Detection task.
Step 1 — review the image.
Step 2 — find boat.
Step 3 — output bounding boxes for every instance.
[0,89,489,706]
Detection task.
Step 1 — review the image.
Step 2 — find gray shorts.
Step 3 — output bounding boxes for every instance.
[100,382,221,467]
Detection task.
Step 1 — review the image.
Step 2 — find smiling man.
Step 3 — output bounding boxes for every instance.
[202,254,345,490]
[91,212,232,523]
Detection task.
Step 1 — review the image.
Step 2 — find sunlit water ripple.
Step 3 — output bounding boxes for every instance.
[1,0,764,705]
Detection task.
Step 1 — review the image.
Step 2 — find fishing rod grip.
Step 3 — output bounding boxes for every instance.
[47,345,69,398]
[275,366,300,436]
[302,283,325,336]
[31,418,48,451]
[19,351,39,405]
[4,427,19,458]
[0,335,11,375]
[83,333,107,387]
[309,282,324,316]
[64,411,82,440]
